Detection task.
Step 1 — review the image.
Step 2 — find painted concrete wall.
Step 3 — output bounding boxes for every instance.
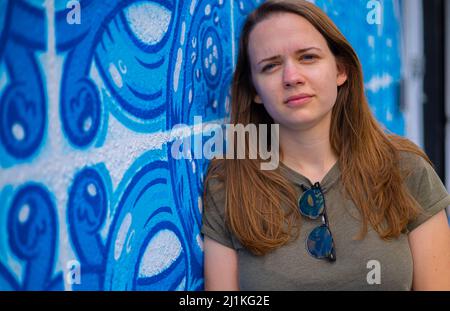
[0,0,402,290]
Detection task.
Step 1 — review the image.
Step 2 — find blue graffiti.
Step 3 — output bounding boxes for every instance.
[56,0,102,148]
[166,1,235,283]
[67,166,108,290]
[0,0,46,160]
[134,222,187,290]
[0,263,20,291]
[170,0,232,126]
[94,0,179,125]
[7,183,62,290]
[56,0,180,144]
[104,160,202,290]
[201,27,223,88]
[61,77,101,148]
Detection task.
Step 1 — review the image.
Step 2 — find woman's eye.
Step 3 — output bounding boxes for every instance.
[301,54,317,62]
[262,63,277,72]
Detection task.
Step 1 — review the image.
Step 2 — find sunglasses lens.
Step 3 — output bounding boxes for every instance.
[299,188,324,218]
[307,225,334,259]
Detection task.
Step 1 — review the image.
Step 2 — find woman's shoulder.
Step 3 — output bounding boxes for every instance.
[394,146,450,232]
[204,159,226,191]
[204,175,226,198]
[388,135,431,170]
[204,160,227,211]
[397,149,434,189]
[396,146,449,209]
[387,135,440,191]
[398,150,431,171]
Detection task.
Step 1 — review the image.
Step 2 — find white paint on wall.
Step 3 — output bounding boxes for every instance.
[173,48,183,92]
[114,213,132,261]
[138,229,182,278]
[230,0,235,68]
[109,63,123,88]
[190,0,197,15]
[365,73,393,93]
[124,3,171,46]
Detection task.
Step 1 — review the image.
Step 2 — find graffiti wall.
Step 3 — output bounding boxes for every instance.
[0,0,403,290]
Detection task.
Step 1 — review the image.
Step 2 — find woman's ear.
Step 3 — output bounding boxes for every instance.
[336,61,348,87]
[254,94,263,104]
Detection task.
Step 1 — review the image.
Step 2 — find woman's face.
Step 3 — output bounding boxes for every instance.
[248,12,347,131]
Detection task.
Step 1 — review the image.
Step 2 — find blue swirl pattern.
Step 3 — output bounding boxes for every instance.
[67,167,108,290]
[104,160,199,290]
[166,1,237,280]
[7,183,62,290]
[0,1,46,160]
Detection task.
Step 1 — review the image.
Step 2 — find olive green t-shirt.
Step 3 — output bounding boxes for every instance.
[201,152,450,290]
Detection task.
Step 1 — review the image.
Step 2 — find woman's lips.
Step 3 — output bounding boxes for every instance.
[285,94,313,107]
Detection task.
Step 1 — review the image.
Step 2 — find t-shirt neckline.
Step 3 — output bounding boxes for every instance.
[279,160,341,192]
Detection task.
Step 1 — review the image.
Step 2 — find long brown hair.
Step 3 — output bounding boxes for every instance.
[204,0,429,256]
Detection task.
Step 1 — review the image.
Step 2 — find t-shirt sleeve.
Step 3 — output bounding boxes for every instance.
[201,178,237,250]
[403,152,450,232]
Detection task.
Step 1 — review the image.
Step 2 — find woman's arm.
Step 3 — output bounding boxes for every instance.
[409,209,450,290]
[204,236,239,290]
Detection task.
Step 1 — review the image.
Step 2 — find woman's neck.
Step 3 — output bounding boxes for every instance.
[279,122,337,183]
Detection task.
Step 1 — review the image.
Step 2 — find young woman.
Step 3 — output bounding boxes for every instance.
[201,0,450,290]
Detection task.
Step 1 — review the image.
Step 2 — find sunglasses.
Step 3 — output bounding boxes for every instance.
[298,182,336,262]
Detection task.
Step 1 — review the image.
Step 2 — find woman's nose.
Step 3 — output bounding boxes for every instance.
[283,63,305,88]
